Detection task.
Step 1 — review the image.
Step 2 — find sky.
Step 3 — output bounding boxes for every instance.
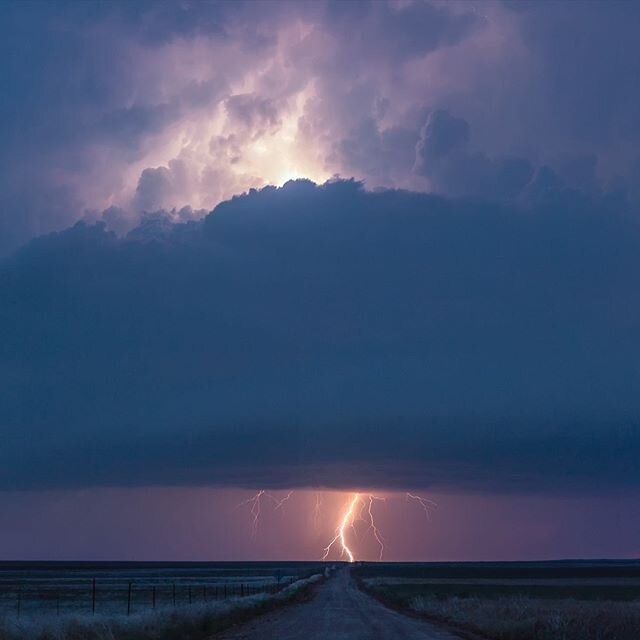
[1,0,640,561]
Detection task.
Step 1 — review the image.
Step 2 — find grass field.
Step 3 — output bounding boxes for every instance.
[0,561,324,618]
[0,566,327,640]
[354,561,640,640]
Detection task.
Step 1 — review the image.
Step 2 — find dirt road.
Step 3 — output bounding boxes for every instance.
[217,568,462,640]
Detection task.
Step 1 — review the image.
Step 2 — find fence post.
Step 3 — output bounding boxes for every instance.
[203,585,207,602]
[172,582,176,608]
[57,593,60,616]
[92,578,96,614]
[16,590,21,619]
[188,585,192,604]
[152,585,156,610]
[240,583,244,598]
[127,582,132,616]
[224,584,227,599]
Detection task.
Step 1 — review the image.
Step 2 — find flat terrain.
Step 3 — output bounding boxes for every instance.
[355,560,640,601]
[0,561,320,617]
[217,567,461,640]
[5,560,639,640]
[354,561,640,640]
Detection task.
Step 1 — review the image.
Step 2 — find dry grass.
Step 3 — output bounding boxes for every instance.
[410,594,640,640]
[0,574,323,640]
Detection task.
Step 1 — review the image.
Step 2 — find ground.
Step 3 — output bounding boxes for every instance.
[216,567,462,640]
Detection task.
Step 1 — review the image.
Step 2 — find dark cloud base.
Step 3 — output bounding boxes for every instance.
[2,180,639,493]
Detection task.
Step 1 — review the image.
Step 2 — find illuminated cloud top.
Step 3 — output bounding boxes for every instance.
[1,1,639,251]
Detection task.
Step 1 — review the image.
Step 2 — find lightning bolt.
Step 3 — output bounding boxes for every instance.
[274,490,294,511]
[406,492,437,519]
[322,492,385,562]
[322,493,360,562]
[366,494,385,561]
[238,490,268,539]
[239,490,296,538]
[238,489,437,558]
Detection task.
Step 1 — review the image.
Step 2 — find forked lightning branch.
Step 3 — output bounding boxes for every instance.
[239,491,436,562]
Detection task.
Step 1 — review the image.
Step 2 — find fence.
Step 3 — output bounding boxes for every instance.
[3,576,299,618]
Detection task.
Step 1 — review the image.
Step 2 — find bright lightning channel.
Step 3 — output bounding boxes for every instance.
[239,489,435,561]
[322,493,360,562]
[366,495,385,560]
[322,493,386,562]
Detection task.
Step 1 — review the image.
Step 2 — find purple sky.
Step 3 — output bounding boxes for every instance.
[2,488,639,562]
[1,0,640,560]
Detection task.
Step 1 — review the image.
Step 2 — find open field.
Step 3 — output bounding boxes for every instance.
[0,561,324,618]
[354,561,640,640]
[0,564,327,640]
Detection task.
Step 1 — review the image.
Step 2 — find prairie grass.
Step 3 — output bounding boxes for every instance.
[0,574,323,640]
[409,595,640,640]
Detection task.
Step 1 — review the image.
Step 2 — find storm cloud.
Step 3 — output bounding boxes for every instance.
[2,179,639,493]
[2,0,640,254]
